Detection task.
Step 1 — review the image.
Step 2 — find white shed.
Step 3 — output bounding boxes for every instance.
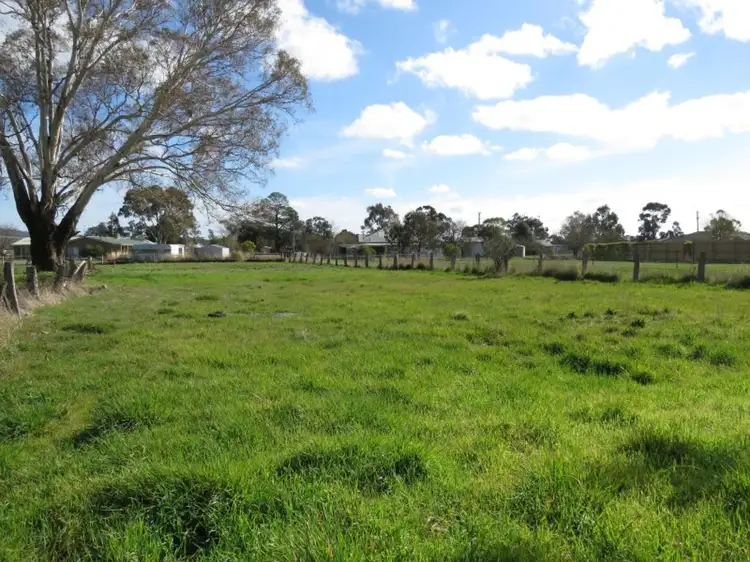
[132,243,185,260]
[195,244,231,259]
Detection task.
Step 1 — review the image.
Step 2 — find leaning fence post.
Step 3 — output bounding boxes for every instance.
[429,252,434,270]
[632,251,641,282]
[581,251,589,277]
[697,252,707,283]
[73,261,88,282]
[2,262,20,315]
[26,266,39,298]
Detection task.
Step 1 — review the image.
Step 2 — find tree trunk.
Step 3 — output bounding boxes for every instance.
[26,218,74,271]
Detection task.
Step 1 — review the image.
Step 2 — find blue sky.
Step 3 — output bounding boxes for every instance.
[2,0,750,236]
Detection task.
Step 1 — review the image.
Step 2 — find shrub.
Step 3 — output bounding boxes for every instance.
[551,268,579,282]
[583,272,619,283]
[360,246,377,256]
[463,264,471,274]
[584,242,636,262]
[416,263,427,270]
[240,241,256,254]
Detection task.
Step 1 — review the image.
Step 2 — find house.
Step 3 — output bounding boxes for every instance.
[11,235,149,260]
[194,244,230,259]
[132,243,185,260]
[67,236,149,259]
[461,237,526,258]
[358,229,390,253]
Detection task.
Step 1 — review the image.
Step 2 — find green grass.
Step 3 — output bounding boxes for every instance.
[1,262,749,560]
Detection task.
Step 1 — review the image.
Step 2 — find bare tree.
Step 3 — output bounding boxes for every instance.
[0,0,310,269]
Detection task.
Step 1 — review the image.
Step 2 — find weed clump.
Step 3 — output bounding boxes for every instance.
[560,353,627,377]
[584,272,619,283]
[73,399,159,447]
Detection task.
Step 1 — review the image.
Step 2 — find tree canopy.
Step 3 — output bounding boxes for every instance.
[0,0,310,268]
[705,210,742,240]
[638,203,672,241]
[362,204,398,236]
[119,186,197,244]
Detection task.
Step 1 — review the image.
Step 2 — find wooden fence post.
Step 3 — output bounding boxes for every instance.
[632,251,640,282]
[2,262,20,315]
[344,255,348,267]
[304,253,309,264]
[393,254,398,269]
[335,256,339,266]
[53,263,67,291]
[429,252,434,270]
[581,251,589,277]
[451,255,457,270]
[354,255,359,268]
[379,255,383,269]
[537,253,544,274]
[411,253,416,269]
[475,254,481,268]
[73,261,88,282]
[327,255,331,265]
[26,266,39,298]
[365,254,369,268]
[697,252,707,283]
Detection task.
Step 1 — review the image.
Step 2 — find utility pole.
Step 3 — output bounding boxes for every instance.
[696,211,700,233]
[477,212,481,227]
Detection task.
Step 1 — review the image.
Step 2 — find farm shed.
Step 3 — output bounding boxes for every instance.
[133,243,185,260]
[195,244,231,259]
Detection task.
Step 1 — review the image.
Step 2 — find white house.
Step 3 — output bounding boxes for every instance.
[195,244,230,259]
[132,243,185,260]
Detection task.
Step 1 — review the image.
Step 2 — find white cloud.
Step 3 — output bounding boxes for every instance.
[677,0,750,41]
[382,148,411,160]
[365,188,397,198]
[504,143,595,163]
[428,184,452,194]
[474,90,750,155]
[476,23,578,57]
[395,40,534,100]
[276,0,361,81]
[433,19,452,44]
[578,0,691,67]
[342,102,435,146]
[336,0,416,14]
[271,156,305,169]
[667,51,696,68]
[504,148,541,161]
[422,134,493,156]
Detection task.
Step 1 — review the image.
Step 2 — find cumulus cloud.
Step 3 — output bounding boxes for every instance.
[476,23,578,57]
[504,144,595,163]
[382,148,411,160]
[474,90,750,155]
[342,102,435,146]
[396,40,533,100]
[365,188,397,198]
[421,134,497,156]
[336,0,416,13]
[428,184,452,193]
[667,51,696,68]
[271,156,305,169]
[433,19,452,44]
[578,0,691,67]
[276,0,362,81]
[678,0,750,42]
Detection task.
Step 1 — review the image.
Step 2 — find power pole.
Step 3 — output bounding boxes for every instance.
[696,211,699,233]
[477,212,481,227]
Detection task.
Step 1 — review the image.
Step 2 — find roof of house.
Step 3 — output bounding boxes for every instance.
[200,244,229,250]
[655,231,750,243]
[12,235,154,247]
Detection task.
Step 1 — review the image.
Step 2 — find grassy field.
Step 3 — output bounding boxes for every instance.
[1,263,749,561]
